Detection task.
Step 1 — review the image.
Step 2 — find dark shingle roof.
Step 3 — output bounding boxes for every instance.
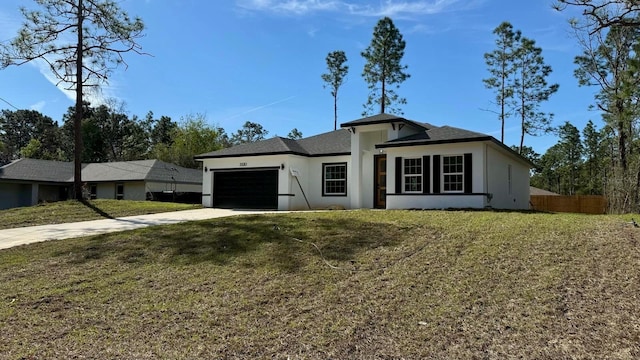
[0,159,201,184]
[340,113,405,126]
[194,129,351,159]
[377,125,491,148]
[0,158,74,183]
[340,113,435,130]
[194,115,529,166]
[297,130,351,156]
[194,137,306,159]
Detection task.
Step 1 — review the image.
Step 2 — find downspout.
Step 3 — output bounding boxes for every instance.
[290,168,311,210]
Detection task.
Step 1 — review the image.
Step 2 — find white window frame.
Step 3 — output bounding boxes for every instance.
[323,163,347,196]
[442,155,464,193]
[403,157,422,193]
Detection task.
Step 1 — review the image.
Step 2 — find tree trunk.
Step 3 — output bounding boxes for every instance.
[500,55,506,143]
[380,47,387,114]
[333,90,337,131]
[518,66,525,155]
[380,78,386,114]
[73,0,84,200]
[634,164,640,212]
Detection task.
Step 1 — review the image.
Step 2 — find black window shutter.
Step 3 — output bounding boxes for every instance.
[464,153,472,193]
[395,156,402,193]
[432,155,441,193]
[422,155,430,194]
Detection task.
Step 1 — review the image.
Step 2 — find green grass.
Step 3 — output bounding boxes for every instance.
[0,210,639,359]
[0,200,201,229]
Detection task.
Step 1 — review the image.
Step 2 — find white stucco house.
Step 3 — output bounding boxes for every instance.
[195,114,532,210]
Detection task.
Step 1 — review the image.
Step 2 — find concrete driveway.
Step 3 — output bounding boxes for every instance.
[0,208,274,251]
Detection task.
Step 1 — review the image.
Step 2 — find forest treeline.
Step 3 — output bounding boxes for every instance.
[0,103,301,169]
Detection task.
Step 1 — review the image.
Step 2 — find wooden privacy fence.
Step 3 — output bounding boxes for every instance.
[530,195,607,214]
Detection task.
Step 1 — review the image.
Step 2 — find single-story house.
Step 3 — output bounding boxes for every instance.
[195,114,532,211]
[0,158,73,210]
[530,186,559,196]
[0,158,202,210]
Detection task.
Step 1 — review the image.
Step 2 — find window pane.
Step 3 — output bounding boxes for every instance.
[403,158,422,192]
[444,174,463,191]
[324,164,347,195]
[442,156,464,192]
[404,175,422,192]
[404,158,422,175]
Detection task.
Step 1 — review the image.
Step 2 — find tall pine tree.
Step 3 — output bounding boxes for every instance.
[1,0,145,200]
[512,37,559,154]
[361,17,410,116]
[483,22,520,143]
[321,50,348,130]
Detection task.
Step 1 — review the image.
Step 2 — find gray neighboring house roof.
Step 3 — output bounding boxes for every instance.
[82,160,202,184]
[0,158,74,183]
[194,129,351,159]
[530,186,559,196]
[0,158,201,184]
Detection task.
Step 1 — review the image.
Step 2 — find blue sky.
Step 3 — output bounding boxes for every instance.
[0,0,598,154]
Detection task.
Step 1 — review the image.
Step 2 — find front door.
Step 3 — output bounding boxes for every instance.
[374,155,387,208]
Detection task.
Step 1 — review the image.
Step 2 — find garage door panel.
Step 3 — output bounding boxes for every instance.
[213,170,278,209]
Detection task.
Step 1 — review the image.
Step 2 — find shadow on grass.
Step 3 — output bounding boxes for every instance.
[55,214,412,273]
[80,199,115,219]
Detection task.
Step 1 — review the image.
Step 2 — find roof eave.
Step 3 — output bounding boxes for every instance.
[307,151,351,158]
[194,150,309,160]
[340,118,427,130]
[376,136,493,148]
[376,136,535,168]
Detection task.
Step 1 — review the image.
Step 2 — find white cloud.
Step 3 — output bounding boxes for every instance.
[2,9,120,109]
[220,95,296,122]
[307,26,319,37]
[236,0,483,17]
[32,58,113,107]
[237,0,340,15]
[29,100,46,112]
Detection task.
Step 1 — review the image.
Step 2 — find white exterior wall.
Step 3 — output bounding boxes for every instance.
[146,181,201,193]
[285,155,311,210]
[199,154,353,210]
[94,181,146,200]
[201,166,213,207]
[199,154,295,211]
[385,142,488,210]
[485,144,530,209]
[123,182,146,201]
[387,195,486,209]
[307,155,351,209]
[197,133,530,211]
[96,183,115,199]
[349,126,388,209]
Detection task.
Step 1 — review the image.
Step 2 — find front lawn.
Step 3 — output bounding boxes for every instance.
[0,200,201,230]
[0,210,638,358]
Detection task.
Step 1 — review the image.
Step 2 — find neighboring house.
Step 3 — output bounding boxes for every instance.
[530,186,559,196]
[0,158,202,210]
[195,114,532,211]
[0,159,73,210]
